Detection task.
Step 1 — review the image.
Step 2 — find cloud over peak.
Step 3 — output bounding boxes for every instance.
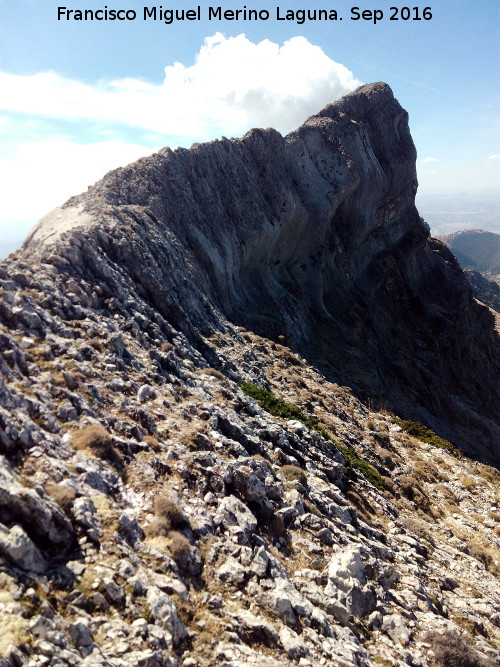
[0,34,360,140]
[0,34,361,235]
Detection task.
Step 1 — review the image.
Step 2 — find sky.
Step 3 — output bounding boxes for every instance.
[0,0,499,254]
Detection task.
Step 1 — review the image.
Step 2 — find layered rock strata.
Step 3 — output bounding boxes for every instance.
[21,83,499,463]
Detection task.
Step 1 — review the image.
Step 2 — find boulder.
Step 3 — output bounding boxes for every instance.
[0,523,47,573]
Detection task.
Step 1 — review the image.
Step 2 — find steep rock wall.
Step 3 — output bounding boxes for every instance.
[21,83,500,462]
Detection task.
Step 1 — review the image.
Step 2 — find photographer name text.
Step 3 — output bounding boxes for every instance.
[57,6,433,25]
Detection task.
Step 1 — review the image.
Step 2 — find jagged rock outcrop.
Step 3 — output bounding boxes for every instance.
[0,83,499,667]
[19,82,499,463]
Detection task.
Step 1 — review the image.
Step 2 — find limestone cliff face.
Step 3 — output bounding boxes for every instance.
[21,82,500,462]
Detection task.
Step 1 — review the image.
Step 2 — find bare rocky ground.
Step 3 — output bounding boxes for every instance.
[0,258,499,667]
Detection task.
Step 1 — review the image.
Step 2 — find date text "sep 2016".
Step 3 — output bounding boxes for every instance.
[351,7,432,23]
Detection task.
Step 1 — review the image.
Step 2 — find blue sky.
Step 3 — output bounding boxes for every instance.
[0,0,499,250]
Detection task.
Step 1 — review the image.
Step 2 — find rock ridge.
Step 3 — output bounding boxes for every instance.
[18,82,499,463]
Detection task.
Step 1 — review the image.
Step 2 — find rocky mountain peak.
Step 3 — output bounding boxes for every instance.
[18,82,499,464]
[0,83,498,667]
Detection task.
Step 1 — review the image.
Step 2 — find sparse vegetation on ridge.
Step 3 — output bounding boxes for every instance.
[240,381,384,489]
[390,416,461,456]
[335,442,385,489]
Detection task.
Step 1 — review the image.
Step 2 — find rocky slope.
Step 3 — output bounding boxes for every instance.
[0,82,499,666]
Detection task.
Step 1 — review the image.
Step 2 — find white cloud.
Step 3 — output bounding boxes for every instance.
[0,33,361,245]
[0,34,360,140]
[0,140,157,225]
[423,156,440,163]
[487,154,500,162]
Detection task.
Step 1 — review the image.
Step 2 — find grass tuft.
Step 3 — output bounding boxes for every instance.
[153,492,187,529]
[71,424,124,471]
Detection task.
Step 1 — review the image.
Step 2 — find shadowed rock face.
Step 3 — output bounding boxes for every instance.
[20,83,500,462]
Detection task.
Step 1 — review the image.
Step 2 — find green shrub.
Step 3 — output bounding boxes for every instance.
[391,417,461,456]
[240,383,315,426]
[239,382,329,439]
[336,443,384,490]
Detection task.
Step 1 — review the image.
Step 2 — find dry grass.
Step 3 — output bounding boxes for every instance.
[412,459,439,483]
[403,515,436,547]
[467,537,499,577]
[461,476,476,490]
[345,487,391,533]
[145,531,192,570]
[477,464,500,486]
[168,530,192,565]
[0,613,29,656]
[146,516,172,538]
[251,454,273,469]
[424,629,495,667]
[398,474,431,512]
[435,484,460,508]
[71,424,111,455]
[200,368,225,381]
[92,494,119,537]
[153,492,187,528]
[45,483,76,515]
[51,371,68,387]
[279,465,306,486]
[144,435,161,452]
[88,338,104,351]
[71,424,123,470]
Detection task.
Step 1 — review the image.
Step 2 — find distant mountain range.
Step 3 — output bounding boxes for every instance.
[462,268,500,312]
[438,229,500,310]
[438,229,500,274]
